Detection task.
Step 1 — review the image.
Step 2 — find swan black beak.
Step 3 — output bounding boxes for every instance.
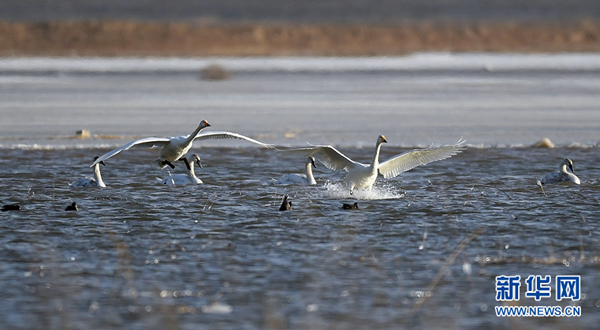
[100,160,106,166]
[310,158,317,168]
[196,158,203,169]
[569,163,575,174]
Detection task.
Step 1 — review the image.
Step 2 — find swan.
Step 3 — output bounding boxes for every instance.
[541,158,580,185]
[276,157,317,185]
[71,156,106,188]
[157,154,203,185]
[289,136,466,194]
[91,120,272,169]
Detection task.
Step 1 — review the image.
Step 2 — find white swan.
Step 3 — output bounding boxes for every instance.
[289,136,466,194]
[91,120,272,169]
[541,158,580,185]
[157,154,203,186]
[71,156,106,188]
[276,157,317,185]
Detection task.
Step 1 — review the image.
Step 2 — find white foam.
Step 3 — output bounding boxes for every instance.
[322,181,405,200]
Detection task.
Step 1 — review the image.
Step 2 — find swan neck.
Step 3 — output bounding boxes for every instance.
[94,163,106,187]
[185,123,206,144]
[188,162,196,177]
[371,141,383,168]
[560,164,569,174]
[305,162,316,184]
[187,161,202,183]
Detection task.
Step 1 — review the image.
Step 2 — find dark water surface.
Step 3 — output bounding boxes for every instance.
[1,146,599,329]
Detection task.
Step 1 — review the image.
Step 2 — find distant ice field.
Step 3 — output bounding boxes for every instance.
[1,53,599,149]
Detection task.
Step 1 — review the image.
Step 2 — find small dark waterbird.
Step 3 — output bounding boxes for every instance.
[2,203,21,212]
[65,202,79,211]
[342,202,359,210]
[279,196,292,211]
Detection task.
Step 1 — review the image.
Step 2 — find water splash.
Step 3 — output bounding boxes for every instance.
[322,181,405,200]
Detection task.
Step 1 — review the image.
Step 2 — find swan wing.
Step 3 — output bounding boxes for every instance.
[378,139,466,179]
[193,131,274,149]
[70,177,94,188]
[541,172,568,184]
[91,137,170,166]
[286,145,359,172]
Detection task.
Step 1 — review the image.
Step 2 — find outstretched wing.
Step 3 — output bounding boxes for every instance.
[91,137,170,167]
[286,145,360,172]
[193,131,274,149]
[378,138,466,179]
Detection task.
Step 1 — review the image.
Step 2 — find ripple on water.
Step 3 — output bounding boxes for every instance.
[1,147,600,330]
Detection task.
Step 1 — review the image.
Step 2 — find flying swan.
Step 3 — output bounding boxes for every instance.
[541,158,580,185]
[91,120,272,169]
[71,156,106,188]
[276,156,317,185]
[157,154,203,185]
[288,136,466,194]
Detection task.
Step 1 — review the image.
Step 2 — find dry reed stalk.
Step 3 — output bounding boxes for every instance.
[533,174,547,197]
[413,227,484,311]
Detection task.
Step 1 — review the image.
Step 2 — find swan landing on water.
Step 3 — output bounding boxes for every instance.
[541,158,580,185]
[276,156,317,185]
[91,120,273,169]
[288,136,466,194]
[71,156,106,188]
[157,154,203,186]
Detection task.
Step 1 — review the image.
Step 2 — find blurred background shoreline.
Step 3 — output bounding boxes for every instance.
[1,20,599,57]
[1,0,600,56]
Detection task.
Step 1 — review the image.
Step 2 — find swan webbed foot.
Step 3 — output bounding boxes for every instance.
[162,160,175,169]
